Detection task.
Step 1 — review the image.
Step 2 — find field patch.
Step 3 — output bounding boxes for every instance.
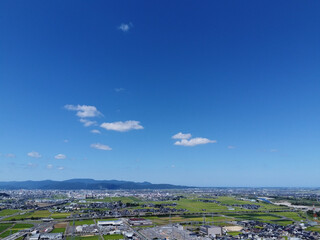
[73,220,95,226]
[103,234,124,240]
[0,209,20,217]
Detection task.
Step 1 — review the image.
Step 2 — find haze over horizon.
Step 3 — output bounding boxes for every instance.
[1,1,320,187]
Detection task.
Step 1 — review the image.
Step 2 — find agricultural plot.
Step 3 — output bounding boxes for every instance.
[175,199,229,212]
[103,234,124,240]
[3,212,32,221]
[0,224,13,233]
[0,230,18,238]
[30,210,51,218]
[67,236,100,240]
[306,226,320,233]
[0,209,20,217]
[73,220,95,226]
[51,228,65,233]
[224,213,282,221]
[145,215,234,226]
[12,223,33,230]
[51,212,72,219]
[273,212,305,221]
[3,210,50,221]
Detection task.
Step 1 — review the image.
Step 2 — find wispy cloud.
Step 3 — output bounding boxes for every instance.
[100,120,143,132]
[5,153,16,158]
[118,23,133,32]
[270,149,278,152]
[26,162,38,168]
[172,132,192,140]
[115,88,125,92]
[27,151,42,158]
[57,166,64,170]
[91,129,101,134]
[54,154,66,159]
[64,104,101,118]
[174,137,216,147]
[80,118,97,127]
[90,143,112,151]
[47,164,53,169]
[63,139,69,143]
[228,145,236,149]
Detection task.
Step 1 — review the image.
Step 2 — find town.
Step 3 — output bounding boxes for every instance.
[1,188,320,240]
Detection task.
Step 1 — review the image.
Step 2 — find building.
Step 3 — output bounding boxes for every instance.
[39,233,63,240]
[128,218,153,226]
[200,225,222,236]
[29,234,40,240]
[97,220,123,226]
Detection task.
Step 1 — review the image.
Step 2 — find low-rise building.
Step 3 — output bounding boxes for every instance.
[39,233,63,240]
[200,225,222,236]
[128,218,152,226]
[98,220,123,226]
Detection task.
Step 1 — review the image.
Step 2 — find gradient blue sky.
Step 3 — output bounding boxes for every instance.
[1,1,320,187]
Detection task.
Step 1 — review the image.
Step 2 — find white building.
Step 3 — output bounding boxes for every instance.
[200,225,222,236]
[97,220,123,226]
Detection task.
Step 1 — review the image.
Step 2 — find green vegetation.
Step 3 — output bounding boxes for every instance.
[175,198,229,212]
[0,224,13,233]
[30,210,51,218]
[227,231,242,236]
[0,230,18,238]
[0,209,20,217]
[51,228,65,233]
[73,220,95,226]
[67,236,100,240]
[225,212,281,220]
[273,211,305,221]
[103,234,124,240]
[51,212,72,219]
[12,223,33,230]
[3,212,32,221]
[3,210,50,221]
[307,226,320,233]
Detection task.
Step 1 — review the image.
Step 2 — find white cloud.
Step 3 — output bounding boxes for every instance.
[115,88,125,92]
[63,139,69,143]
[26,162,37,168]
[5,153,16,158]
[118,23,133,32]
[47,164,53,169]
[64,104,101,118]
[54,154,66,159]
[172,132,192,140]
[174,137,216,147]
[57,166,64,170]
[90,143,112,151]
[100,120,143,132]
[80,118,97,127]
[91,129,101,134]
[27,151,42,158]
[228,145,236,149]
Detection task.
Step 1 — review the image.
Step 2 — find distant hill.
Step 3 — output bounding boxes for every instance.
[0,179,190,190]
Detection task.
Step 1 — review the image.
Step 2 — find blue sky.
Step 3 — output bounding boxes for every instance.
[0,1,320,187]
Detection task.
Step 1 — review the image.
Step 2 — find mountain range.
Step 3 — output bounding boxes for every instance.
[0,179,190,190]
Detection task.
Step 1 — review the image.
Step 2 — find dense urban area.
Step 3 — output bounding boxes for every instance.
[1,187,320,240]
